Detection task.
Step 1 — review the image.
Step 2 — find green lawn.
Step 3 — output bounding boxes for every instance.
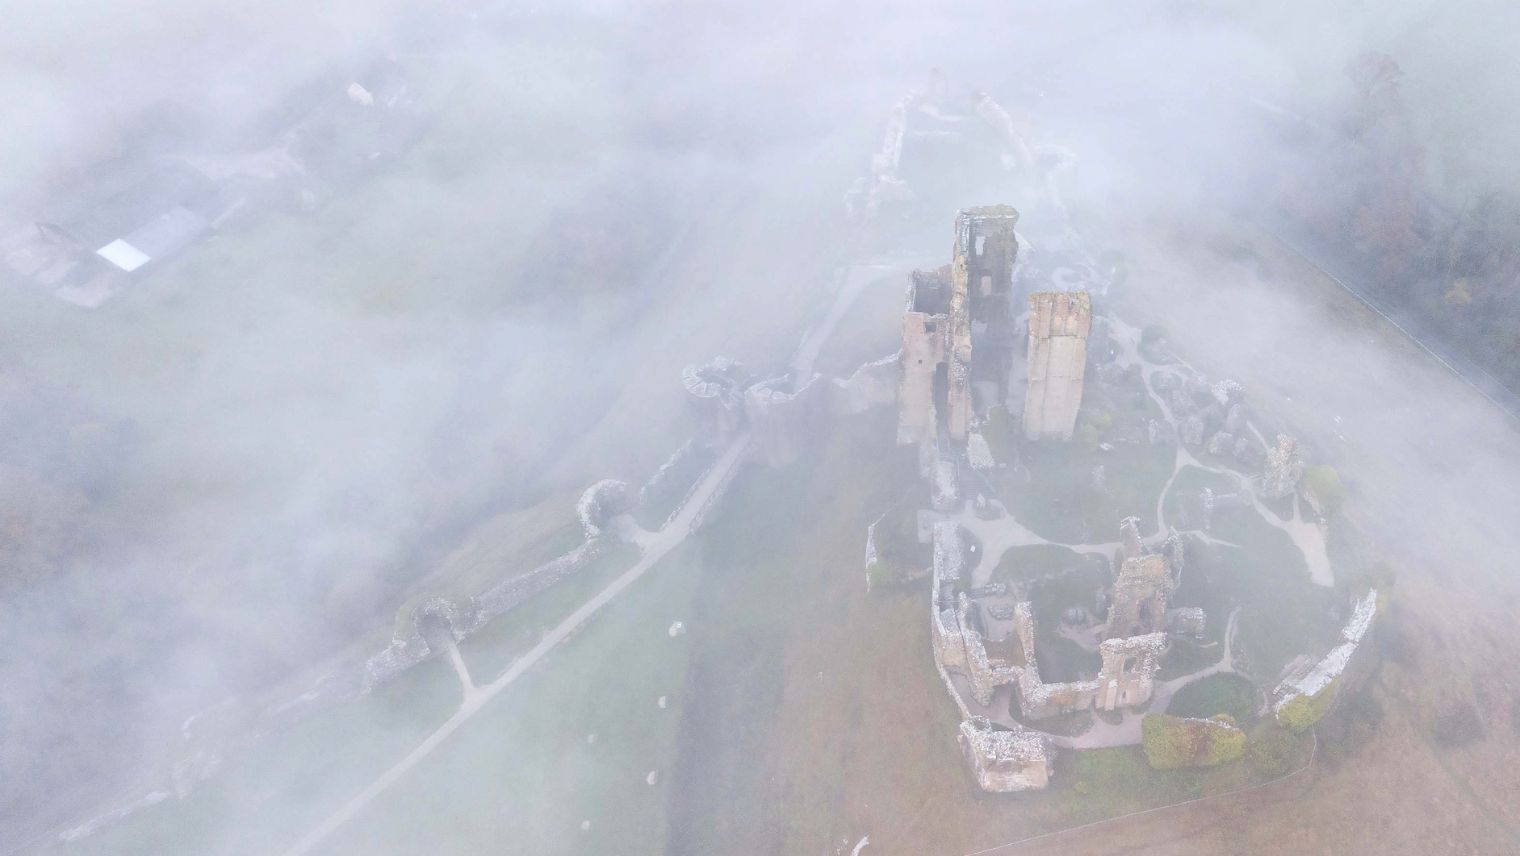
[323,543,702,856]
[991,543,1107,587]
[45,658,465,856]
[1167,673,1260,723]
[999,437,1175,543]
[666,408,920,854]
[1165,467,1340,681]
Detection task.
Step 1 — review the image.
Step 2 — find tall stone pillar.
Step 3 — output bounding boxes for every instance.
[1023,291,1091,440]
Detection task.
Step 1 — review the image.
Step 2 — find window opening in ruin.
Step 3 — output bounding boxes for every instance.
[975,234,986,255]
[1122,656,1136,673]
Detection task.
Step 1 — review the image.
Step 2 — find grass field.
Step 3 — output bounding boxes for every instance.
[984,376,1176,545]
[43,543,641,856]
[1168,673,1260,723]
[654,408,1323,855]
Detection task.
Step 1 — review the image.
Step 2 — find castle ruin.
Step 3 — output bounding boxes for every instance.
[1102,554,1176,640]
[930,520,1175,730]
[1023,291,1091,440]
[681,356,824,467]
[898,206,1020,448]
[1260,433,1306,499]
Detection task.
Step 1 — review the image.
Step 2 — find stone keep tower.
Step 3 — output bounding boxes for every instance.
[1022,291,1091,440]
[898,206,1020,446]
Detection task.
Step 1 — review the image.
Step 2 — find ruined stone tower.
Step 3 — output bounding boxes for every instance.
[898,206,1020,446]
[1259,433,1305,499]
[1022,291,1091,440]
[955,206,1021,405]
[1103,553,1174,640]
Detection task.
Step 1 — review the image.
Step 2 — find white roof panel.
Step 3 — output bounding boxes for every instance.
[96,239,151,272]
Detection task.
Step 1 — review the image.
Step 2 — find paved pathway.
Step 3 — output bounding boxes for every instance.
[283,254,905,855]
[442,637,476,701]
[1049,608,1241,750]
[280,437,750,856]
[1107,316,1333,586]
[948,503,1120,588]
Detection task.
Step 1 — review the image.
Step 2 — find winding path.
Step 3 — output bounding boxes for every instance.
[1107,316,1333,585]
[281,437,750,856]
[281,258,907,856]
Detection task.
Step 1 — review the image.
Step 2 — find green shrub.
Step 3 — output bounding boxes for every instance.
[1247,721,1301,777]
[1076,423,1101,449]
[1141,713,1246,769]
[1276,677,1339,732]
[1303,465,1345,514]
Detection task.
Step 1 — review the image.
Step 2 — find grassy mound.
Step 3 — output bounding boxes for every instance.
[1141,713,1246,770]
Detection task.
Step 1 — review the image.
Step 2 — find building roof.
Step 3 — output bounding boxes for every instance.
[95,240,151,272]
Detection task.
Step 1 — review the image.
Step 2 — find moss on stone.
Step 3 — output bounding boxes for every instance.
[1140,713,1247,770]
[1276,676,1339,732]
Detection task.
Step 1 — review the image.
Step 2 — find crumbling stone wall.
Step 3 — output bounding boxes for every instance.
[931,526,1171,723]
[1096,633,1167,711]
[898,269,956,445]
[958,716,1052,792]
[930,522,969,673]
[576,479,630,538]
[364,595,476,691]
[361,537,610,692]
[682,357,753,448]
[956,593,1023,705]
[683,356,826,468]
[930,523,1020,705]
[1023,291,1091,440]
[899,207,1021,447]
[744,373,822,467]
[1273,589,1378,728]
[954,206,1020,404]
[362,478,630,692]
[829,352,900,415]
[637,440,714,526]
[845,90,918,220]
[1103,553,1175,640]
[972,92,1033,172]
[1260,433,1306,499]
[1011,601,1099,718]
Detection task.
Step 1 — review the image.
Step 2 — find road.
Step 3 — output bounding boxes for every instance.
[281,436,751,856]
[281,255,907,855]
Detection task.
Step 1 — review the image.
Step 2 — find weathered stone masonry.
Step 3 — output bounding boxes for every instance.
[1023,290,1091,440]
[898,206,1020,447]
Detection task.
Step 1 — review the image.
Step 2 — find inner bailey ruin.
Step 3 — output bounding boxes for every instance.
[1102,554,1175,640]
[886,204,1379,794]
[846,73,1034,222]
